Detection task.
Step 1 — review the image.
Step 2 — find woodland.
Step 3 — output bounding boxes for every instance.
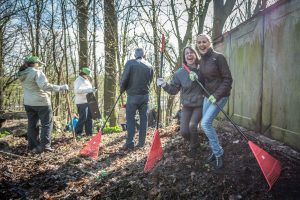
[1,0,300,200]
[0,0,273,125]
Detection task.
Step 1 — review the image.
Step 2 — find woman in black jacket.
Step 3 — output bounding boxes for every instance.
[196,33,233,169]
[157,46,204,157]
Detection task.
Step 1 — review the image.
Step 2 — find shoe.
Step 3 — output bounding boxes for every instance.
[189,146,200,158]
[44,147,55,152]
[27,145,36,151]
[120,144,134,151]
[215,155,224,169]
[206,153,216,163]
[31,146,43,154]
[136,144,144,148]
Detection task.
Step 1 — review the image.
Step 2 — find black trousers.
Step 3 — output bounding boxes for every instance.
[24,105,53,149]
[180,106,202,149]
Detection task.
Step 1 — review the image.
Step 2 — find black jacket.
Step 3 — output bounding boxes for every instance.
[120,58,154,95]
[199,48,233,101]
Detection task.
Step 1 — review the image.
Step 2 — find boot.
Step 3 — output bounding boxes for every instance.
[189,147,199,158]
[189,144,200,158]
[206,153,216,163]
[215,155,224,169]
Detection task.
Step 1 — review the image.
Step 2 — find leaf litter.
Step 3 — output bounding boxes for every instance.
[0,120,299,199]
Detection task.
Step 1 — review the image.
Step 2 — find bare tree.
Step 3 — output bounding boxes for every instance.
[116,0,136,106]
[212,0,237,41]
[104,0,118,126]
[164,0,198,125]
[0,1,19,110]
[223,0,269,33]
[197,0,212,34]
[253,0,268,15]
[76,0,89,69]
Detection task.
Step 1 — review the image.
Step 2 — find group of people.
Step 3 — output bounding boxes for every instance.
[120,34,232,170]
[18,56,96,154]
[18,33,232,169]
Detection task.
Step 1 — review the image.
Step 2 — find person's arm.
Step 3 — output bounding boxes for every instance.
[35,70,67,92]
[163,74,181,95]
[120,62,131,93]
[74,78,93,94]
[213,54,233,101]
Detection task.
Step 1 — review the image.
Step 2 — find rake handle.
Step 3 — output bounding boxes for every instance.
[182,63,251,141]
[60,69,76,142]
[156,33,165,129]
[101,93,122,131]
[65,92,76,142]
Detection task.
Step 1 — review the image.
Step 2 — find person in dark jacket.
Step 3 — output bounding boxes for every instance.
[157,46,204,157]
[18,56,69,153]
[196,33,233,169]
[120,48,154,149]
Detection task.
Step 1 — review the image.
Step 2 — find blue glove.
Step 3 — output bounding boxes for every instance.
[208,95,216,104]
[189,71,198,81]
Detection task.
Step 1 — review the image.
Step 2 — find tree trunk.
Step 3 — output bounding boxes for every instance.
[104,0,118,126]
[35,0,42,56]
[197,0,211,35]
[50,0,61,116]
[92,0,99,101]
[212,0,237,41]
[77,0,89,69]
[0,26,4,111]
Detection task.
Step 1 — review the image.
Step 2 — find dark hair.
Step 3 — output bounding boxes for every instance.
[19,64,28,72]
[79,71,86,76]
[182,46,200,65]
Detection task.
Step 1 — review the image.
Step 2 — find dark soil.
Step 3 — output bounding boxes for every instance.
[0,119,299,199]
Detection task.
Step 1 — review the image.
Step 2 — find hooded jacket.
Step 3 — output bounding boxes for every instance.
[17,67,61,106]
[163,66,204,107]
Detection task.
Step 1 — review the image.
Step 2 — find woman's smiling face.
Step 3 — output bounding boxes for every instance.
[196,35,211,55]
[184,48,196,65]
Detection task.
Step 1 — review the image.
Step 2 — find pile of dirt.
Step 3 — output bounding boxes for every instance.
[0,120,299,199]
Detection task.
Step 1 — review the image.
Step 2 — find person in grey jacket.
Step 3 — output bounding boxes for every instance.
[120,48,154,150]
[196,33,233,169]
[157,46,204,157]
[18,56,69,153]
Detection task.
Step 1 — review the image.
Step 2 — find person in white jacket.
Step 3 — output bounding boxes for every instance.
[73,67,96,136]
[18,56,69,153]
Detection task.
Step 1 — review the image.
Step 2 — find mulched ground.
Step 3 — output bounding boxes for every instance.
[0,119,299,199]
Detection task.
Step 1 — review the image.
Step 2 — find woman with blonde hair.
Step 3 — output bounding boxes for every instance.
[196,33,233,169]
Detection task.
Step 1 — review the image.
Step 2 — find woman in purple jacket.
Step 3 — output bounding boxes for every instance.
[196,34,233,169]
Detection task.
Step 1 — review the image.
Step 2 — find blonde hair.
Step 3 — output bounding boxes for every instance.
[197,33,212,44]
[196,33,213,54]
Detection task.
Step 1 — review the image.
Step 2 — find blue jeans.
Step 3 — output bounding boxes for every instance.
[75,103,93,135]
[201,97,228,157]
[125,94,149,147]
[24,105,53,149]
